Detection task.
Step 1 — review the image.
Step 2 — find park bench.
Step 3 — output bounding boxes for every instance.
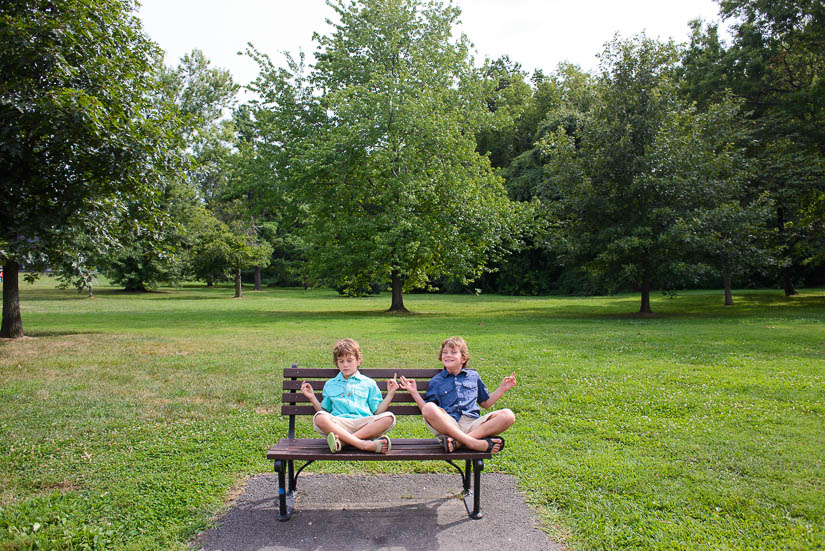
[266,365,494,521]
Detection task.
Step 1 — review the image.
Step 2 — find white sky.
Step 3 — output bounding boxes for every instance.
[137,0,730,92]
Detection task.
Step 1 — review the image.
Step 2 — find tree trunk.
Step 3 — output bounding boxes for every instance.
[387,270,408,313]
[253,266,262,291]
[639,272,652,314]
[1,261,23,338]
[206,274,214,288]
[723,275,733,306]
[234,264,242,298]
[87,284,93,298]
[782,269,797,296]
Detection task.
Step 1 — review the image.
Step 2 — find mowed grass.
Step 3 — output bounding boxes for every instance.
[1,279,823,550]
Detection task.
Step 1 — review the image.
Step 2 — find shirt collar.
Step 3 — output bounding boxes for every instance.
[441,367,467,378]
[334,370,362,382]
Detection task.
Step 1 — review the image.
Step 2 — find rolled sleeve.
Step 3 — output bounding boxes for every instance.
[366,380,382,413]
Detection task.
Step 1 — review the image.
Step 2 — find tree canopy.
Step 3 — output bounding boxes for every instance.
[249,0,525,311]
[0,0,181,337]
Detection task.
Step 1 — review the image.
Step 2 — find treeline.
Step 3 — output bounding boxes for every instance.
[2,0,823,337]
[470,3,825,303]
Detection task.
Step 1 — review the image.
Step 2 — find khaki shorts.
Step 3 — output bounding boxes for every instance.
[312,411,396,436]
[425,409,496,437]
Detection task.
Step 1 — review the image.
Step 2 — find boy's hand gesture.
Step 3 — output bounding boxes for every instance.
[300,381,315,400]
[501,372,517,392]
[399,375,417,393]
[387,373,400,395]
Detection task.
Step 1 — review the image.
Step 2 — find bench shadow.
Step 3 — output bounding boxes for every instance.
[195,473,558,551]
[199,494,453,551]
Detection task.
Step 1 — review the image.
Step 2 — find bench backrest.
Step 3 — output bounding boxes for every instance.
[282,365,442,438]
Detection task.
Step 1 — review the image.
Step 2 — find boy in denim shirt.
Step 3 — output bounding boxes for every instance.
[401,336,516,453]
[301,338,397,453]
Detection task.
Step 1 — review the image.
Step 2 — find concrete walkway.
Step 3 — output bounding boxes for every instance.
[195,473,564,551]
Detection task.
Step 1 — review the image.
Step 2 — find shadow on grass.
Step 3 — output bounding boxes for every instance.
[482,291,825,321]
[22,330,102,338]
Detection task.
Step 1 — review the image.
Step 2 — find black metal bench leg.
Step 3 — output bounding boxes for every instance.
[461,458,484,519]
[288,459,296,493]
[470,458,483,519]
[274,460,294,521]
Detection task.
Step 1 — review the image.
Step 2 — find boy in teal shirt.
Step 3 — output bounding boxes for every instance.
[301,338,397,453]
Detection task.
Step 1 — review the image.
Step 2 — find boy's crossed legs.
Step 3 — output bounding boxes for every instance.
[421,402,514,454]
[313,411,395,453]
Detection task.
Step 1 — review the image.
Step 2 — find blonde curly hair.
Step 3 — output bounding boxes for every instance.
[332,338,362,366]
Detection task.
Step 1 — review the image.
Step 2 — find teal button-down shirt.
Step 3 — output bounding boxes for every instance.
[321,371,383,418]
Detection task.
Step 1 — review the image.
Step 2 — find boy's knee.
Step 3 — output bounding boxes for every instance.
[313,411,333,426]
[421,402,439,418]
[498,408,516,426]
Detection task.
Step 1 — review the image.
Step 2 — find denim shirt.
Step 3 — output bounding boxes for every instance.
[321,371,382,419]
[424,368,490,421]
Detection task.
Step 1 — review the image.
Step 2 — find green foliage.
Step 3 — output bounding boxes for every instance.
[0,0,182,336]
[188,211,273,296]
[101,50,238,293]
[679,1,825,294]
[474,55,536,169]
[248,0,525,310]
[157,49,238,204]
[542,35,768,312]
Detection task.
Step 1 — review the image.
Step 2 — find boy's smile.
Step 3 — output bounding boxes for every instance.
[336,353,361,378]
[440,346,465,374]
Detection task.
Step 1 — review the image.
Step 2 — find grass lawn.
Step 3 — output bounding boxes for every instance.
[1,278,823,550]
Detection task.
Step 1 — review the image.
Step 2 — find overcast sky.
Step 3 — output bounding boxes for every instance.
[138,0,730,91]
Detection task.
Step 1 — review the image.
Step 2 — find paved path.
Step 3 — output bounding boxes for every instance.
[195,473,564,551]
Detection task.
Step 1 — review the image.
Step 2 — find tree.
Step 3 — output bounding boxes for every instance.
[250,0,523,312]
[480,64,596,296]
[188,216,273,297]
[680,2,825,293]
[0,0,177,338]
[543,36,755,313]
[103,50,238,292]
[668,99,774,305]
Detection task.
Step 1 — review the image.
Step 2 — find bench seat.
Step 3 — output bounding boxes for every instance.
[268,437,492,461]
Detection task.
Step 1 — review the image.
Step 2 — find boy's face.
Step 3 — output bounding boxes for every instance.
[335,353,361,378]
[440,345,465,373]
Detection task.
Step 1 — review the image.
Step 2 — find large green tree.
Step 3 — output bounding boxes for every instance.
[543,36,757,313]
[250,0,523,311]
[680,1,825,293]
[0,0,177,338]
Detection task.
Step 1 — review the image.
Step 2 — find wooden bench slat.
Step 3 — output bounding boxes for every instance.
[283,368,441,379]
[281,404,423,415]
[282,380,329,390]
[283,380,429,391]
[281,392,419,403]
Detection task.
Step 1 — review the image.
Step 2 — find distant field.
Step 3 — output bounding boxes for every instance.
[1,278,823,550]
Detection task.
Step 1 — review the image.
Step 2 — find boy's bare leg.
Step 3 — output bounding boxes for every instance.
[315,413,390,452]
[465,409,515,453]
[421,403,488,452]
[466,409,515,440]
[352,415,394,440]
